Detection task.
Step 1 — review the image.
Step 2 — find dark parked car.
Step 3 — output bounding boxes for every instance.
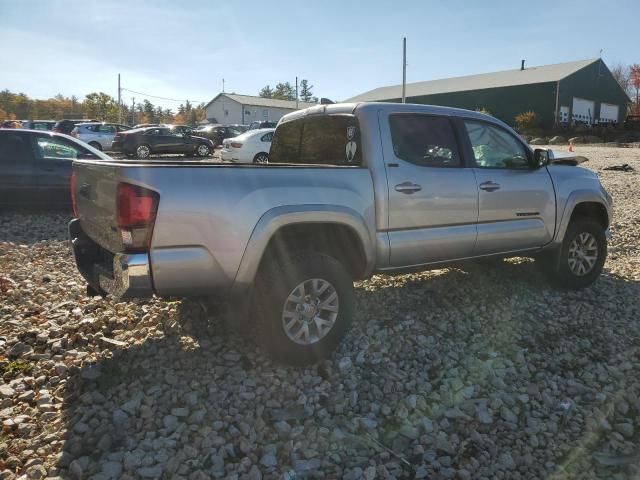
[0,129,108,208]
[248,120,277,130]
[53,119,98,135]
[20,120,56,130]
[193,125,246,147]
[111,126,214,158]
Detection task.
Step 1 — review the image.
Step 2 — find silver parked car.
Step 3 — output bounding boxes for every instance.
[71,123,131,151]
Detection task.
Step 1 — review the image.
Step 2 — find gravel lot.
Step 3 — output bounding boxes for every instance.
[1,146,639,480]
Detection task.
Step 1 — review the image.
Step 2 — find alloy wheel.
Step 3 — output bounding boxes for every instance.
[281,278,339,345]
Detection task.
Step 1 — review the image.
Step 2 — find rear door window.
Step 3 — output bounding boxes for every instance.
[389,114,460,167]
[270,115,361,166]
[0,133,33,164]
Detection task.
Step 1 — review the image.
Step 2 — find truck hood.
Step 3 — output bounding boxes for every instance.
[547,149,588,166]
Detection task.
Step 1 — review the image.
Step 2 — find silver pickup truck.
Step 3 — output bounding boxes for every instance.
[69,102,612,364]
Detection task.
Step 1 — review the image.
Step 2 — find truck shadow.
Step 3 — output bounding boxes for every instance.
[54,259,640,477]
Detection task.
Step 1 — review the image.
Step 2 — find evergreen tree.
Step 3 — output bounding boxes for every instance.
[273,82,295,100]
[259,85,274,98]
[299,79,314,102]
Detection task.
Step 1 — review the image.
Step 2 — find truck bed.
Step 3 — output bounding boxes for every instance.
[72,159,376,297]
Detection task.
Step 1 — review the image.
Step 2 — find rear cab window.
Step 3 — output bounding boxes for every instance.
[270,115,361,166]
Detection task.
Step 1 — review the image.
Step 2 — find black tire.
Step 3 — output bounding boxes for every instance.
[253,152,269,164]
[253,253,354,365]
[538,217,607,289]
[196,143,211,157]
[88,141,102,151]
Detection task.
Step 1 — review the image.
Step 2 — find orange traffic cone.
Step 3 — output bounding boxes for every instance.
[569,142,574,152]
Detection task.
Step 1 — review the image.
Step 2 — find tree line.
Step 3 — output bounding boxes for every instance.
[0,89,207,125]
[611,62,640,114]
[259,79,318,103]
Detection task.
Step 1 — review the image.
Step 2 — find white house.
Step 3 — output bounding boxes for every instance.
[204,93,316,125]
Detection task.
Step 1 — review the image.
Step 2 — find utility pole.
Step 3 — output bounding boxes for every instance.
[295,76,298,109]
[117,73,121,124]
[222,78,225,93]
[131,97,135,126]
[402,37,407,104]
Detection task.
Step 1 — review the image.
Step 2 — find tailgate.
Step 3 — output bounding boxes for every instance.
[73,161,124,253]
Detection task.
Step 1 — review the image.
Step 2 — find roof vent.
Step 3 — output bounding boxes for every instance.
[521,60,525,71]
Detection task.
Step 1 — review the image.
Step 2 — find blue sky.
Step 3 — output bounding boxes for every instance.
[1,0,637,109]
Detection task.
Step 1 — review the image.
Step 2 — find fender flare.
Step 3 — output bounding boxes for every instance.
[554,189,611,245]
[231,204,375,296]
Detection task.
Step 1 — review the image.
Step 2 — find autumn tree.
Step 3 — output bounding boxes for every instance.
[631,64,640,114]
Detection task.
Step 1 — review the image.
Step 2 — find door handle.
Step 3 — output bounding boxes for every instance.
[479,181,501,192]
[394,181,422,194]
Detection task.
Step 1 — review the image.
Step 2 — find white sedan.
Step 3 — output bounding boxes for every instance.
[221,128,274,164]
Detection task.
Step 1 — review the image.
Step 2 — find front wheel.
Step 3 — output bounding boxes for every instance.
[89,141,102,151]
[253,253,354,365]
[253,152,269,164]
[538,217,607,289]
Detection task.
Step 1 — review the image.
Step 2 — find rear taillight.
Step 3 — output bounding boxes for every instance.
[70,172,78,218]
[116,183,159,251]
[230,142,243,148]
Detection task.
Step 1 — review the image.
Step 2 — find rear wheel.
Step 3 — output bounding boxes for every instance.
[88,141,102,151]
[253,152,269,164]
[197,143,211,157]
[254,253,354,365]
[537,217,606,289]
[136,144,151,159]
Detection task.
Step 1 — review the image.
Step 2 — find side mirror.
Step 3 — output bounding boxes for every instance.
[533,148,549,168]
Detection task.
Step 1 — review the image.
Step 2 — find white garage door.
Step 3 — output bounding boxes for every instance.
[572,97,595,124]
[599,103,619,124]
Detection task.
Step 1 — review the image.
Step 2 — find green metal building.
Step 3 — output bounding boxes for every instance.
[346,59,630,128]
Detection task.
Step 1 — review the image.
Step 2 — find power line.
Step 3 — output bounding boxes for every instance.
[120,87,206,104]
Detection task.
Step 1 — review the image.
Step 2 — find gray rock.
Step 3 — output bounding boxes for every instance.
[137,465,163,478]
[0,385,15,398]
[171,407,189,417]
[364,466,376,480]
[498,452,516,470]
[415,466,429,479]
[80,364,102,380]
[112,409,129,426]
[360,417,378,430]
[615,422,634,438]
[405,394,417,409]
[500,406,518,424]
[477,406,493,424]
[293,458,321,472]
[274,420,291,435]
[338,357,353,372]
[9,342,33,358]
[260,452,277,467]
[163,414,178,431]
[68,456,89,479]
[101,461,122,479]
[248,465,262,480]
[123,452,142,470]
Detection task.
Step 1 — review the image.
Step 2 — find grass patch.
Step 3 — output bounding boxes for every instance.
[1,360,34,378]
